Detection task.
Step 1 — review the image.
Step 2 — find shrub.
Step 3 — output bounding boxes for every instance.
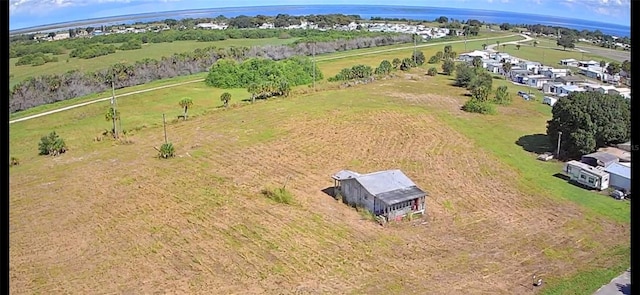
[38,131,67,156]
[427,67,438,76]
[261,187,294,204]
[9,157,19,167]
[442,59,455,75]
[493,86,512,105]
[462,99,496,114]
[158,142,175,158]
[428,55,440,64]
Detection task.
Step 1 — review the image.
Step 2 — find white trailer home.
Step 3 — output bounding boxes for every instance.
[564,160,610,190]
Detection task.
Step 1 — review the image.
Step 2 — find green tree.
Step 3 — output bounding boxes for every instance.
[375,59,393,75]
[482,43,487,50]
[444,45,452,55]
[427,67,438,76]
[38,131,67,156]
[606,61,621,76]
[435,51,444,60]
[218,92,230,108]
[516,44,521,50]
[428,55,440,64]
[557,34,576,50]
[412,50,426,66]
[546,91,630,159]
[247,82,259,103]
[533,40,539,47]
[471,56,483,68]
[471,85,491,102]
[392,58,401,69]
[105,106,120,138]
[468,71,493,91]
[442,59,455,75]
[621,60,630,77]
[493,86,511,105]
[454,64,476,88]
[400,57,415,71]
[178,97,193,119]
[502,62,512,76]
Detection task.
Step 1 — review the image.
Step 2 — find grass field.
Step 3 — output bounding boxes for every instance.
[495,43,617,65]
[9,39,629,294]
[9,38,299,88]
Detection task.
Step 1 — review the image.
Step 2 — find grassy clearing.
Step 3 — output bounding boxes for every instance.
[9,38,299,88]
[540,245,630,295]
[261,187,295,205]
[498,43,617,64]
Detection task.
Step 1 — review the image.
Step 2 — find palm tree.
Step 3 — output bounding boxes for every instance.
[482,43,487,50]
[502,62,512,77]
[533,40,539,47]
[178,97,193,120]
[220,92,231,108]
[105,107,120,138]
[516,44,521,50]
[247,82,259,103]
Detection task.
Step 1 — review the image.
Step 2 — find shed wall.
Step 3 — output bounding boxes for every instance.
[340,179,375,212]
[609,174,631,192]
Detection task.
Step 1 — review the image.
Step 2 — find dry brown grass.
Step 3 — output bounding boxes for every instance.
[9,77,628,294]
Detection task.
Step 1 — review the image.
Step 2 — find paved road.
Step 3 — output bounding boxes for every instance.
[9,34,519,125]
[592,269,630,295]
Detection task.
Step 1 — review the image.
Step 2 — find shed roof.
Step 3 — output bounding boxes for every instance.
[604,162,630,179]
[582,152,619,165]
[332,170,361,180]
[376,187,427,206]
[557,76,585,83]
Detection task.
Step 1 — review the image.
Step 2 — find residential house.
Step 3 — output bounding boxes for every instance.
[604,163,631,192]
[581,66,606,80]
[331,169,427,221]
[540,68,568,79]
[595,85,617,94]
[524,75,552,88]
[510,69,531,83]
[578,60,599,67]
[560,58,579,67]
[558,85,586,95]
[486,62,503,74]
[555,75,586,86]
[459,50,490,62]
[581,152,619,168]
[542,82,565,94]
[519,61,542,74]
[563,160,610,190]
[608,87,631,99]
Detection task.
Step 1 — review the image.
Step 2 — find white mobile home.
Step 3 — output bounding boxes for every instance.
[564,160,610,190]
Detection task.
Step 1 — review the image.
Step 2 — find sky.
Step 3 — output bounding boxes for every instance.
[9,0,632,30]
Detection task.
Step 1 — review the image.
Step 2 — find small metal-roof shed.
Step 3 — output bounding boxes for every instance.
[581,152,619,168]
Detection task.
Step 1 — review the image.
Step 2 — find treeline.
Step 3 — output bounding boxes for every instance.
[328,50,426,82]
[10,28,400,60]
[501,23,630,45]
[9,34,413,113]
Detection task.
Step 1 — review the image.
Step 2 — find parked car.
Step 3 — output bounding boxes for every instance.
[610,190,626,200]
[537,152,554,161]
[517,91,527,97]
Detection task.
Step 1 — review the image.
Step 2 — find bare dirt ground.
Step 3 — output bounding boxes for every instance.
[9,81,628,294]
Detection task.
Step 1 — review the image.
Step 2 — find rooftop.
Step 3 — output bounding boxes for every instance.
[582,151,620,165]
[566,160,610,177]
[332,169,428,205]
[557,76,586,83]
[604,162,631,179]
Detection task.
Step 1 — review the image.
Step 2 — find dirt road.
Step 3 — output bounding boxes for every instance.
[9,34,518,125]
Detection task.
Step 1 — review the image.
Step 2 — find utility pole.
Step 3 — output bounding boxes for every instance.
[413,34,417,64]
[110,77,118,139]
[162,113,168,144]
[312,42,316,91]
[556,131,563,157]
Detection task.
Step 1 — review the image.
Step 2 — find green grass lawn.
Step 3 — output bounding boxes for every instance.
[497,43,617,65]
[9,38,299,88]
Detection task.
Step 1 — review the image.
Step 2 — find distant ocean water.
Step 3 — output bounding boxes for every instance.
[13,5,631,37]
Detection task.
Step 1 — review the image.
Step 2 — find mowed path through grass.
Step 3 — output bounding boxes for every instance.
[9,62,629,294]
[9,37,299,88]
